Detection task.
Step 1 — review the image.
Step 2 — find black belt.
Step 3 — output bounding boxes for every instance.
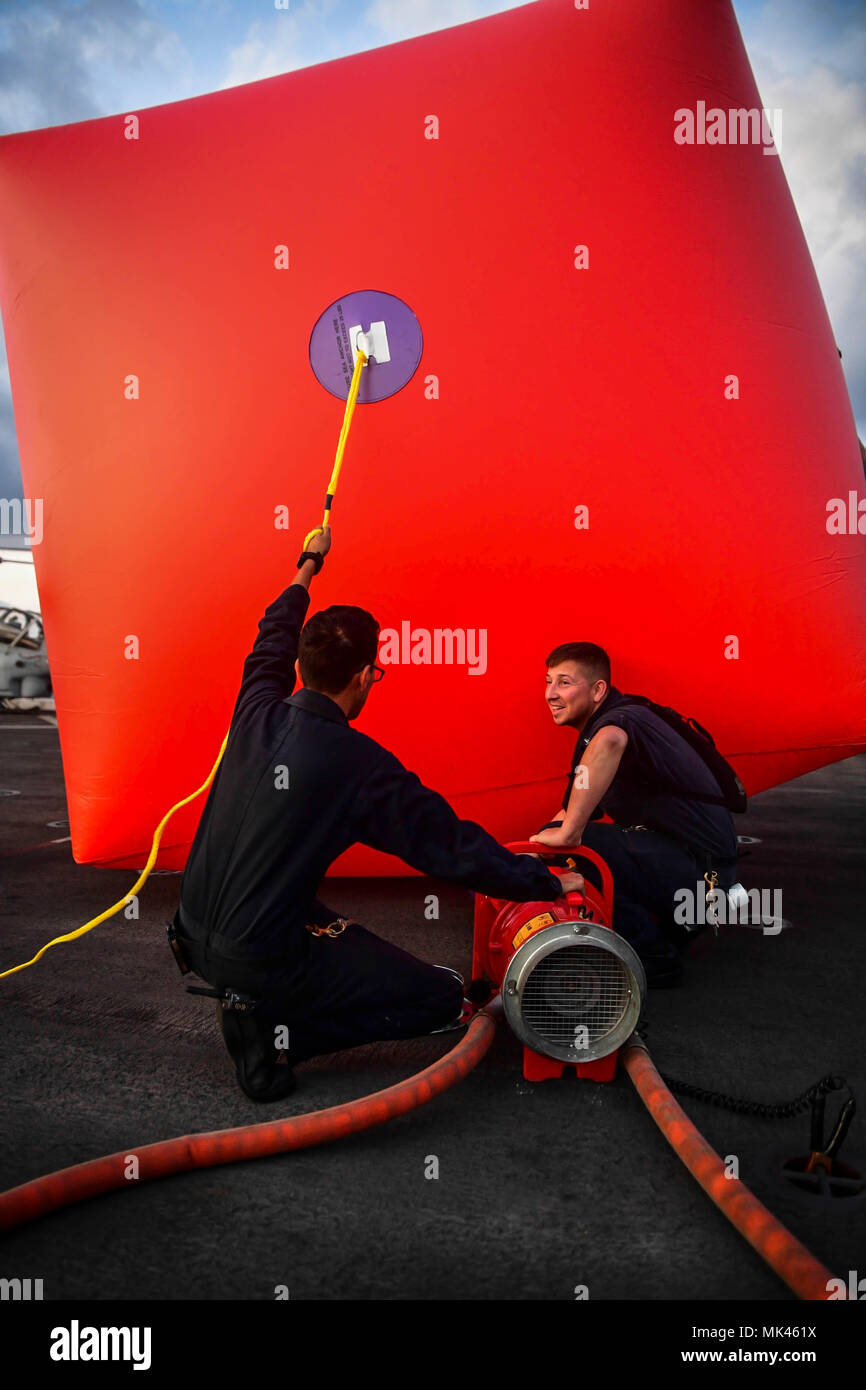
[172,902,304,966]
[621,824,739,868]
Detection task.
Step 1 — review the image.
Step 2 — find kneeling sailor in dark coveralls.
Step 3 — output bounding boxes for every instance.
[531,642,740,987]
[170,527,582,1101]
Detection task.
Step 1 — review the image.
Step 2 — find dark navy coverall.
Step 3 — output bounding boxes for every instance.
[172,581,562,1083]
[555,688,739,969]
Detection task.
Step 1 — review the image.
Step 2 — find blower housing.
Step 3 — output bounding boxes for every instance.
[471,842,645,1082]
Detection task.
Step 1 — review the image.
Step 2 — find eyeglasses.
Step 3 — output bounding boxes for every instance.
[370,664,385,683]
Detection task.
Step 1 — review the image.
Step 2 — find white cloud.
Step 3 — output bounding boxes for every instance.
[363,0,525,41]
[220,11,308,88]
[741,1,866,436]
[739,0,866,79]
[0,0,188,135]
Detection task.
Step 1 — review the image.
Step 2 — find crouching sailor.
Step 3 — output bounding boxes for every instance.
[531,642,743,987]
[169,526,581,1101]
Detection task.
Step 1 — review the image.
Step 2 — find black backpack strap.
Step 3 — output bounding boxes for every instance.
[618,692,747,813]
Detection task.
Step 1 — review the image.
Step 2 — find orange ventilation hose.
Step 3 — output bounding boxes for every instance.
[621,1034,841,1301]
[1,1001,845,1305]
[0,1000,500,1232]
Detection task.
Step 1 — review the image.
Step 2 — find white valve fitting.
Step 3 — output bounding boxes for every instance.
[349,320,391,365]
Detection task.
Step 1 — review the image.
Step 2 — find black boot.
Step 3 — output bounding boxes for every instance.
[217,1005,298,1102]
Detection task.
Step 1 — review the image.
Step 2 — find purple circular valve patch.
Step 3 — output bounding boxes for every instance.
[309,289,423,403]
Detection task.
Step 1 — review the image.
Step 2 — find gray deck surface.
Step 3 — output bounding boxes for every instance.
[1,710,863,1301]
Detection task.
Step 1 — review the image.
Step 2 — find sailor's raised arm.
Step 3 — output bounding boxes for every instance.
[231,526,331,718]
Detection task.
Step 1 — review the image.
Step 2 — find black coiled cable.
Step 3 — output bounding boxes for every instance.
[658,1070,847,1119]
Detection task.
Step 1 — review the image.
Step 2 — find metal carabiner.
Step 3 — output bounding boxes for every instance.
[703,869,721,936]
[306,917,353,938]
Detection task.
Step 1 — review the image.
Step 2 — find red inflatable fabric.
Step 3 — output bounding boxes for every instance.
[0,0,863,873]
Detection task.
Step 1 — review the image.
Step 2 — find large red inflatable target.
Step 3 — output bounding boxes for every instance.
[0,0,864,873]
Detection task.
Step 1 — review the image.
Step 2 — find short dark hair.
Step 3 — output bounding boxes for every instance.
[298,605,380,695]
[545,641,611,686]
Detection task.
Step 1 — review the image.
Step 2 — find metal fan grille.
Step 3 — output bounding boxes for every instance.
[520,944,631,1050]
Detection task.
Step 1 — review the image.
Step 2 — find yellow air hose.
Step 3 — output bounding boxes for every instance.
[1,345,369,980]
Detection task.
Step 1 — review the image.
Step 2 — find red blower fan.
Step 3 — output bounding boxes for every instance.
[471,843,646,1082]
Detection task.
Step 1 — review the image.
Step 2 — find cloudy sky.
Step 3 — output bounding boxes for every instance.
[0,0,863,549]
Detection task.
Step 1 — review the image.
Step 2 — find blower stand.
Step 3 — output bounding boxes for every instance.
[522,1048,619,1083]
